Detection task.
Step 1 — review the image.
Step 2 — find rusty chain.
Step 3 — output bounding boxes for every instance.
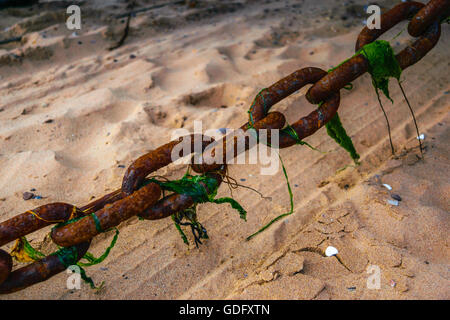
[0,0,448,294]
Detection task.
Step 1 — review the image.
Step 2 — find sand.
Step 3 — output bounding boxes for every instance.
[0,0,448,300]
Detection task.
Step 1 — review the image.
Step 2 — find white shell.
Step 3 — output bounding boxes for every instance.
[417,134,425,140]
[325,246,339,257]
[382,183,392,190]
[387,199,399,206]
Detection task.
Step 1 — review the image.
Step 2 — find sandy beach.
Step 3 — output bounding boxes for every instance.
[0,0,449,299]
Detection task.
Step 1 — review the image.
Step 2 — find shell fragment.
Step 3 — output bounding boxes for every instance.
[387,199,399,206]
[325,246,339,257]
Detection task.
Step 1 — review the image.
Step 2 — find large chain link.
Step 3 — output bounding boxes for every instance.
[0,0,448,294]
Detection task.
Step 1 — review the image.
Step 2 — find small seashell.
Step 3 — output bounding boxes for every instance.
[325,246,338,257]
[387,199,399,206]
[417,134,425,140]
[382,183,392,190]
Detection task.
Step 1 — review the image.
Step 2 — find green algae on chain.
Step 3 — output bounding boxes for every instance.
[318,40,402,162]
[11,232,118,289]
[359,40,406,155]
[53,245,103,290]
[322,67,360,163]
[246,40,420,240]
[359,40,402,102]
[281,123,324,152]
[244,41,404,239]
[143,172,246,245]
[145,173,246,220]
[53,215,120,273]
[77,228,119,267]
[9,237,96,288]
[10,236,45,262]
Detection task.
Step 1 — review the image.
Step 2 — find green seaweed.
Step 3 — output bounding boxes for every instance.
[77,228,119,267]
[51,212,120,289]
[14,219,119,290]
[146,173,246,221]
[11,236,45,262]
[358,40,402,102]
[325,113,360,164]
[172,206,208,248]
[281,123,324,152]
[145,172,247,245]
[322,65,359,163]
[171,215,189,245]
[321,40,402,162]
[246,152,294,241]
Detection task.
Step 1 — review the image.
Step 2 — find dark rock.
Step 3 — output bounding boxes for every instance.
[23,192,35,200]
[391,194,402,201]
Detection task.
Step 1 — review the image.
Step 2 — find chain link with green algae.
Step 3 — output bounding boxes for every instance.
[245,40,408,239]
[142,171,247,245]
[359,40,402,102]
[319,40,404,163]
[7,212,123,290]
[322,63,360,164]
[11,236,109,289]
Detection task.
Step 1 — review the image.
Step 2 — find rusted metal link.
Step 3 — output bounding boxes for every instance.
[80,189,125,215]
[0,249,12,285]
[408,0,450,37]
[139,169,225,220]
[395,21,441,70]
[246,67,341,148]
[248,67,330,123]
[279,93,340,148]
[0,204,89,293]
[0,242,89,294]
[306,55,369,105]
[190,111,286,174]
[0,203,84,247]
[355,1,441,70]
[356,2,425,50]
[122,134,214,195]
[306,1,441,104]
[51,183,161,247]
